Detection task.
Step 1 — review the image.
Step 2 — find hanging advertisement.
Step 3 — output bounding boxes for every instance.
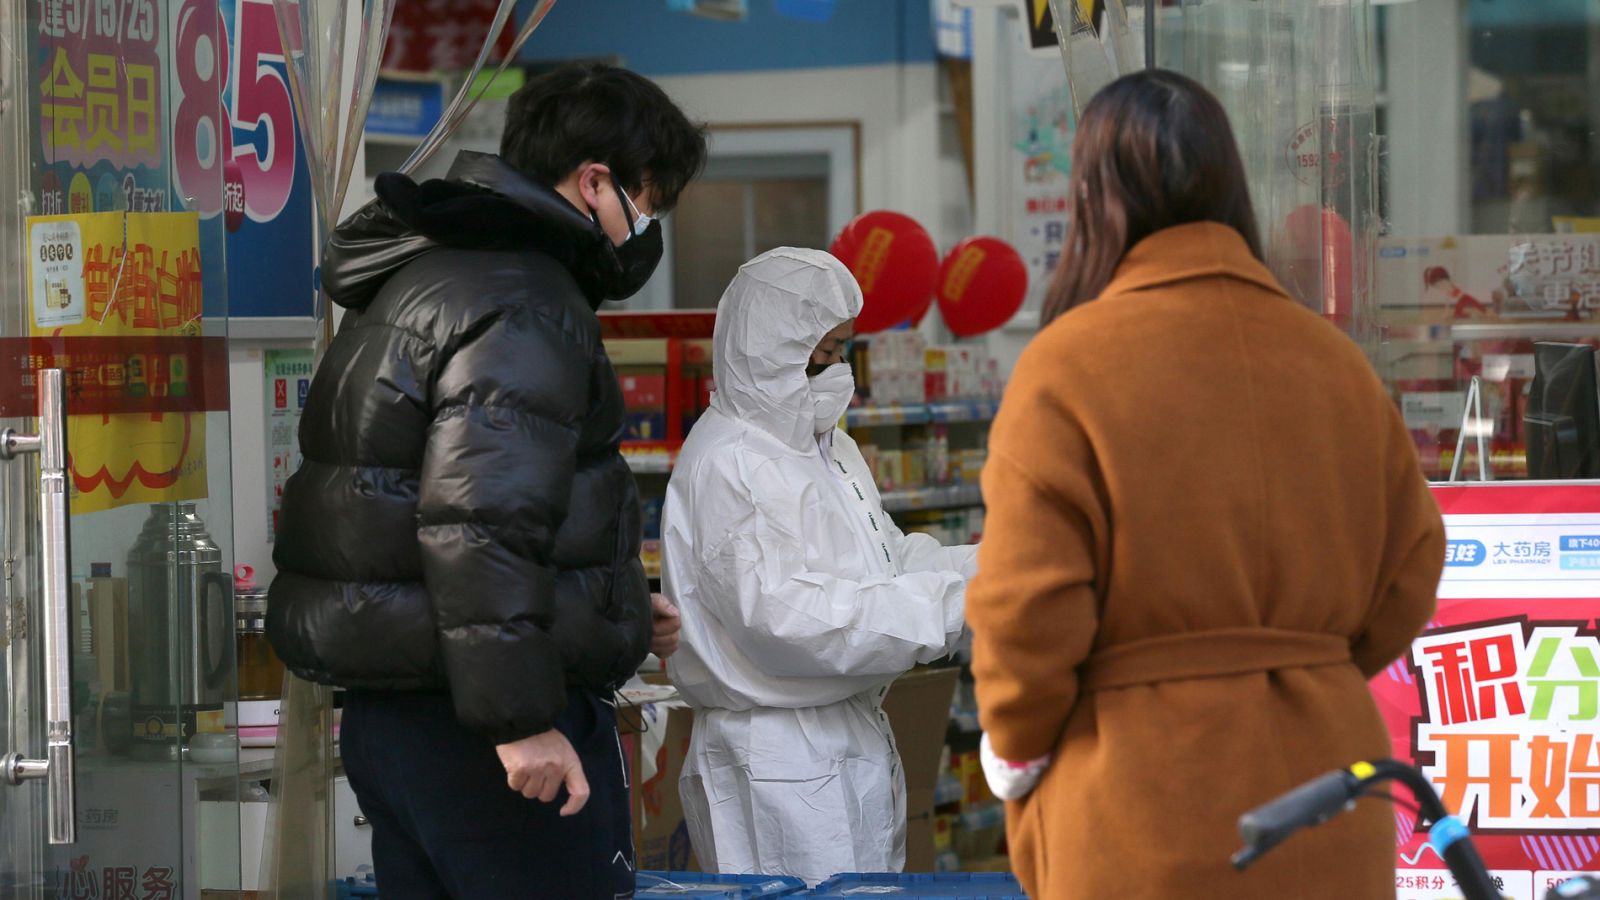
[1003,13,1074,311]
[382,0,516,73]
[264,347,313,541]
[35,0,168,217]
[23,211,219,515]
[1373,484,1600,899]
[214,0,316,318]
[32,0,314,320]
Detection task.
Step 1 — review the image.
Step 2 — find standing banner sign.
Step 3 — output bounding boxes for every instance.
[1374,484,1600,900]
[24,211,215,515]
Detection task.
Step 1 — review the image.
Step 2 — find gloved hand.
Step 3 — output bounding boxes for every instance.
[980,731,1050,801]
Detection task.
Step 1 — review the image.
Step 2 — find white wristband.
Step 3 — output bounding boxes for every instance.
[979,731,1050,801]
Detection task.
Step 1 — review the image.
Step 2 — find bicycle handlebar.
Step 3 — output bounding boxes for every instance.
[1232,760,1504,900]
[1233,768,1360,867]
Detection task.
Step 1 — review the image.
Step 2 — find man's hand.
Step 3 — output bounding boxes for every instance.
[496,730,590,816]
[651,593,682,659]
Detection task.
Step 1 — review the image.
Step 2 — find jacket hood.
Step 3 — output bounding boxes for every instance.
[321,151,621,310]
[709,248,863,451]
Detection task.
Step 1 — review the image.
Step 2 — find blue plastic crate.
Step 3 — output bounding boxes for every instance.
[333,873,379,898]
[637,871,808,898]
[810,873,1028,898]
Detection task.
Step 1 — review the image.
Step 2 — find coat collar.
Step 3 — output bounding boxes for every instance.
[1100,222,1285,300]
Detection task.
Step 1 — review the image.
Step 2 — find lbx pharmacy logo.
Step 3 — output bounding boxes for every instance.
[1446,540,1487,567]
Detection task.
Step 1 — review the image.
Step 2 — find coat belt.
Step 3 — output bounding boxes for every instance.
[1080,627,1353,692]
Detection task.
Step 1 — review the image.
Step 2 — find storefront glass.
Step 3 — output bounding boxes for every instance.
[0,1,243,895]
[1160,0,1600,481]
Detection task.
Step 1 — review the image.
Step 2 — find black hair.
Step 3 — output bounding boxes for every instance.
[1044,69,1261,323]
[500,62,708,213]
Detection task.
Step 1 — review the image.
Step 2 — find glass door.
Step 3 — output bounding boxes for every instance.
[1,0,241,896]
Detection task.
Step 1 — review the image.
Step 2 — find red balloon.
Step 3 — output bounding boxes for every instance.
[935,237,1028,337]
[828,211,940,334]
[1285,204,1354,325]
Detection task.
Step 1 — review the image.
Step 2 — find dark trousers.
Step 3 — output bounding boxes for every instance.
[341,688,635,899]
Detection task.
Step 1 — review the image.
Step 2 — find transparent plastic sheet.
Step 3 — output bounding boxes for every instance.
[1046,0,1145,116]
[257,674,337,898]
[263,2,394,895]
[396,0,559,176]
[1156,0,1380,358]
[272,0,396,358]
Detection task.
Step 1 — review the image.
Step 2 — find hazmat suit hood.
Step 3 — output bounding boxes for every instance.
[709,248,864,451]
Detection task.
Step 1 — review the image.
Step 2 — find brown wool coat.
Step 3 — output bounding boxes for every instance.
[967,223,1445,900]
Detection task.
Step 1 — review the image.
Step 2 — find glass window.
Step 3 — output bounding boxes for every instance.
[1378,0,1600,480]
[670,159,831,309]
[1161,0,1600,481]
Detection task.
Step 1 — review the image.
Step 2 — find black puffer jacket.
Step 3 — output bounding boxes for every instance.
[268,152,651,743]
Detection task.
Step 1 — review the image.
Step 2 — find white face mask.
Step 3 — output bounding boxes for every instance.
[809,363,855,433]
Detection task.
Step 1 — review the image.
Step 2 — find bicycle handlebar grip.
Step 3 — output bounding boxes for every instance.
[1238,769,1359,851]
[1432,816,1507,900]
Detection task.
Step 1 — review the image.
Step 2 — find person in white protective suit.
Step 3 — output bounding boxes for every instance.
[662,247,977,887]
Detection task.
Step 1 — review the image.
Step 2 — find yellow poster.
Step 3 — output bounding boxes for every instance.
[25,211,209,515]
[1554,216,1600,234]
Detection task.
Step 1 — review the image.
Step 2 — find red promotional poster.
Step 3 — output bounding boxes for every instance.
[1373,484,1600,899]
[382,0,516,74]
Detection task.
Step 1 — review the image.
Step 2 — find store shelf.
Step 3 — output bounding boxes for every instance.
[847,400,998,429]
[880,483,983,513]
[624,452,675,474]
[959,802,1007,831]
[927,400,1000,424]
[1451,321,1600,341]
[849,405,930,427]
[935,774,965,807]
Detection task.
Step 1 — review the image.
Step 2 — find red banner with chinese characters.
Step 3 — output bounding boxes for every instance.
[381,0,515,74]
[599,311,717,340]
[1373,484,1600,900]
[0,336,229,418]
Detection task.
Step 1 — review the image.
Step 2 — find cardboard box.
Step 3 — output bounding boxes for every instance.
[605,339,669,366]
[883,667,960,873]
[682,339,714,366]
[625,411,668,442]
[859,443,882,486]
[877,450,906,493]
[924,347,950,402]
[628,704,699,873]
[617,668,957,876]
[620,373,667,408]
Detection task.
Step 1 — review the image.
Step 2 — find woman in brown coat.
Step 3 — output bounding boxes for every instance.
[966,70,1445,899]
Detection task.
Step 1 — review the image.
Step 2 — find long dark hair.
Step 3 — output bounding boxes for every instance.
[1042,69,1262,324]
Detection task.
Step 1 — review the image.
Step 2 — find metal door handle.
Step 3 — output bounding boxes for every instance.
[354,815,370,828]
[1,370,76,844]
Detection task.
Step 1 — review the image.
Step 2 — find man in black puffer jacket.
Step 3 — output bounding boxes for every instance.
[268,63,705,898]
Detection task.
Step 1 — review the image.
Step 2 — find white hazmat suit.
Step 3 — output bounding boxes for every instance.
[663,248,976,887]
